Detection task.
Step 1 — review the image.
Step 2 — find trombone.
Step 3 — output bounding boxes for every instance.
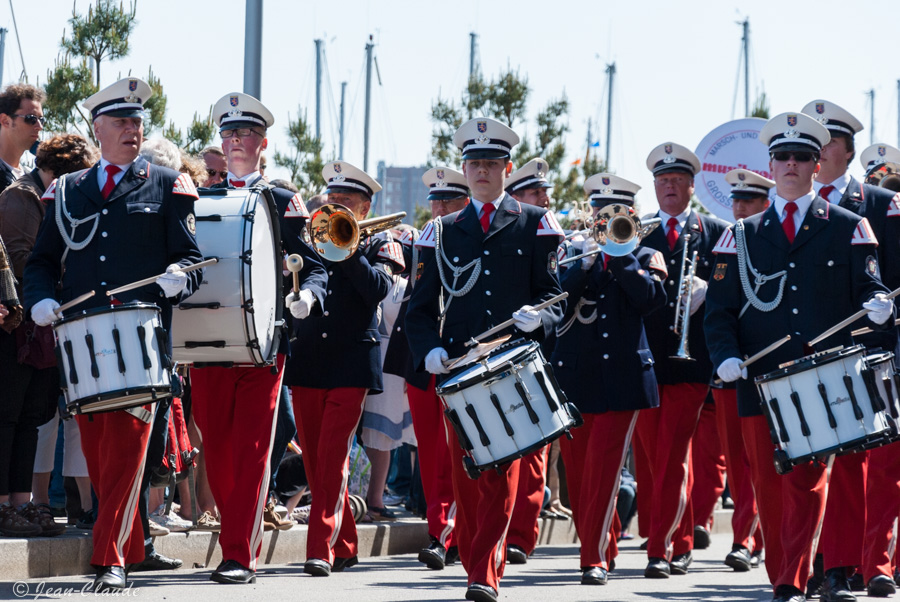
[559,204,661,265]
[308,203,407,262]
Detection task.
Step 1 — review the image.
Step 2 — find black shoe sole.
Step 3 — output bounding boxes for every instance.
[304,562,331,577]
[332,556,358,573]
[209,572,256,584]
[581,571,608,585]
[724,554,751,572]
[418,549,445,570]
[465,587,497,602]
[644,568,670,579]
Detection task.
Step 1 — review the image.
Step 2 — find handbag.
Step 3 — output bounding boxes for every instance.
[15,319,57,370]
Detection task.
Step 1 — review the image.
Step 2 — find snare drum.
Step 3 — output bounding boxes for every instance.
[54,303,171,414]
[866,351,900,442]
[756,345,891,474]
[436,339,581,478]
[171,187,282,366]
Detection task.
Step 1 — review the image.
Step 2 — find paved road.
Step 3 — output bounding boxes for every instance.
[1,532,775,601]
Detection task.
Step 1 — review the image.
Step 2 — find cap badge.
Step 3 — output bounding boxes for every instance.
[664,144,673,154]
[815,103,825,115]
[787,114,797,127]
[334,163,342,174]
[128,79,138,92]
[663,155,676,164]
[476,121,487,133]
[879,146,887,157]
[602,177,610,185]
[124,92,138,103]
[332,175,346,182]
[784,129,800,139]
[475,134,490,145]
[734,183,748,190]
[738,172,746,181]
[227,108,242,118]
[436,169,444,180]
[601,187,613,195]
[230,96,239,107]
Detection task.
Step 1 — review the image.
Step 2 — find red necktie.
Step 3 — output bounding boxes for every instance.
[101,165,121,200]
[666,217,679,251]
[782,201,798,244]
[480,203,495,233]
[819,185,835,202]
[231,180,245,188]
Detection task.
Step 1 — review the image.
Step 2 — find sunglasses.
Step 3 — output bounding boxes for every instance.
[206,168,228,179]
[11,114,46,126]
[220,127,262,139]
[771,151,817,163]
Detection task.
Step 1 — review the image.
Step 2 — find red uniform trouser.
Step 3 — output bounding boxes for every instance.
[507,445,547,555]
[743,415,828,592]
[77,408,152,567]
[444,415,519,592]
[712,388,762,552]
[632,422,651,539]
[864,442,900,582]
[817,452,867,570]
[634,382,707,560]
[291,386,367,564]
[559,410,638,569]
[407,377,455,548]
[191,357,283,570]
[690,401,726,530]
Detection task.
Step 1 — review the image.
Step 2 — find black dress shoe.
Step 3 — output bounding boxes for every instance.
[332,555,358,572]
[445,546,459,566]
[418,540,447,570]
[847,572,864,592]
[582,566,608,585]
[693,525,711,549]
[210,559,256,584]
[868,575,897,597]
[127,550,184,573]
[807,554,825,597]
[821,567,857,602]
[465,583,498,602]
[751,550,762,568]
[506,544,527,564]
[644,557,670,578]
[639,539,649,550]
[304,558,331,577]
[93,565,126,593]
[670,552,693,575]
[724,545,752,572]
[773,584,806,602]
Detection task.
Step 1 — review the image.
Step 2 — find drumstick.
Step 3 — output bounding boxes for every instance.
[286,254,304,294]
[851,318,900,337]
[464,292,569,348]
[713,334,791,385]
[56,290,96,315]
[105,258,219,297]
[808,286,900,346]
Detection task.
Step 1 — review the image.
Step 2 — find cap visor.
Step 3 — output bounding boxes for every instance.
[770,142,820,154]
[730,192,769,201]
[590,199,633,207]
[653,165,694,176]
[325,184,371,198]
[99,108,144,119]
[462,149,510,160]
[220,121,263,132]
[427,192,468,201]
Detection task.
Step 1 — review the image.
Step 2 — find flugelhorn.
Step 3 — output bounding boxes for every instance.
[670,232,697,362]
[308,203,407,262]
[559,204,661,265]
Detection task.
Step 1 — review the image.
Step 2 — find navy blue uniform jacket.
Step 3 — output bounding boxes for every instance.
[405,194,565,371]
[550,246,667,414]
[704,197,890,417]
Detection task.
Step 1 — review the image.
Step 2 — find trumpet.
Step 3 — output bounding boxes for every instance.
[559,204,661,265]
[308,203,407,262]
[670,233,697,362]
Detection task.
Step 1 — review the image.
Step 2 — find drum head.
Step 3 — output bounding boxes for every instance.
[437,339,538,394]
[757,344,867,384]
[55,301,161,326]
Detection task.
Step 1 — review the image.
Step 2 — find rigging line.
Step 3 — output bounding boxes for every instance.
[730,38,743,120]
[321,46,339,148]
[8,0,25,80]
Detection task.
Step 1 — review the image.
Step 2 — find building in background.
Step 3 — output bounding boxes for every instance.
[374,162,428,224]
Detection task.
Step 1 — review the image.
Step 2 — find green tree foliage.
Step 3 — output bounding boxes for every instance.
[751,91,770,119]
[273,107,326,198]
[61,0,138,88]
[43,54,96,137]
[142,66,166,134]
[413,203,431,230]
[429,93,463,168]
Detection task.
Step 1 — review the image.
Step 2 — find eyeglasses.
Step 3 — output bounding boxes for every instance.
[220,128,262,139]
[772,151,817,163]
[206,168,227,179]
[11,114,46,126]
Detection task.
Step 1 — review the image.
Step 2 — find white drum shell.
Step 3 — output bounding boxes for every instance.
[438,343,572,469]
[171,189,280,366]
[867,352,900,439]
[757,347,890,462]
[54,304,170,413]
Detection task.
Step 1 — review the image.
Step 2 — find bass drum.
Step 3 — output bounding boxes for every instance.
[171,187,282,367]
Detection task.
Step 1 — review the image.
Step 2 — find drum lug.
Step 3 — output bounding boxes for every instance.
[242,299,255,313]
[564,402,584,428]
[462,457,481,480]
[242,211,256,223]
[241,250,253,265]
[773,449,793,475]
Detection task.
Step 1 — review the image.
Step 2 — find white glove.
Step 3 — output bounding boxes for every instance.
[570,234,586,251]
[425,347,450,374]
[32,298,60,326]
[581,239,599,271]
[863,293,894,325]
[286,289,316,320]
[689,276,708,315]
[512,304,542,333]
[156,264,188,298]
[717,357,747,383]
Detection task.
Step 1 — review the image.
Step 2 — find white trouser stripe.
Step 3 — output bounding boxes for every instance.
[330,393,368,551]
[598,412,639,565]
[116,402,158,561]
[440,501,457,547]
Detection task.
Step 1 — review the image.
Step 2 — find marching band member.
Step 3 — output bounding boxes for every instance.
[713,169,772,572]
[382,166,469,570]
[24,78,204,592]
[801,100,900,602]
[190,92,327,585]
[503,157,556,564]
[285,161,405,577]
[705,111,893,602]
[860,142,900,191]
[405,117,565,602]
[634,142,729,578]
[552,173,667,585]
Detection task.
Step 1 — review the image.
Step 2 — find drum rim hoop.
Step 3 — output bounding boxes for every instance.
[755,344,868,384]
[436,339,541,394]
[65,384,172,414]
[54,302,162,327]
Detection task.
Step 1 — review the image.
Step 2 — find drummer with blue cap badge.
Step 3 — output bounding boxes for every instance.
[405,117,566,602]
[705,111,894,602]
[24,77,204,593]
[552,172,667,586]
